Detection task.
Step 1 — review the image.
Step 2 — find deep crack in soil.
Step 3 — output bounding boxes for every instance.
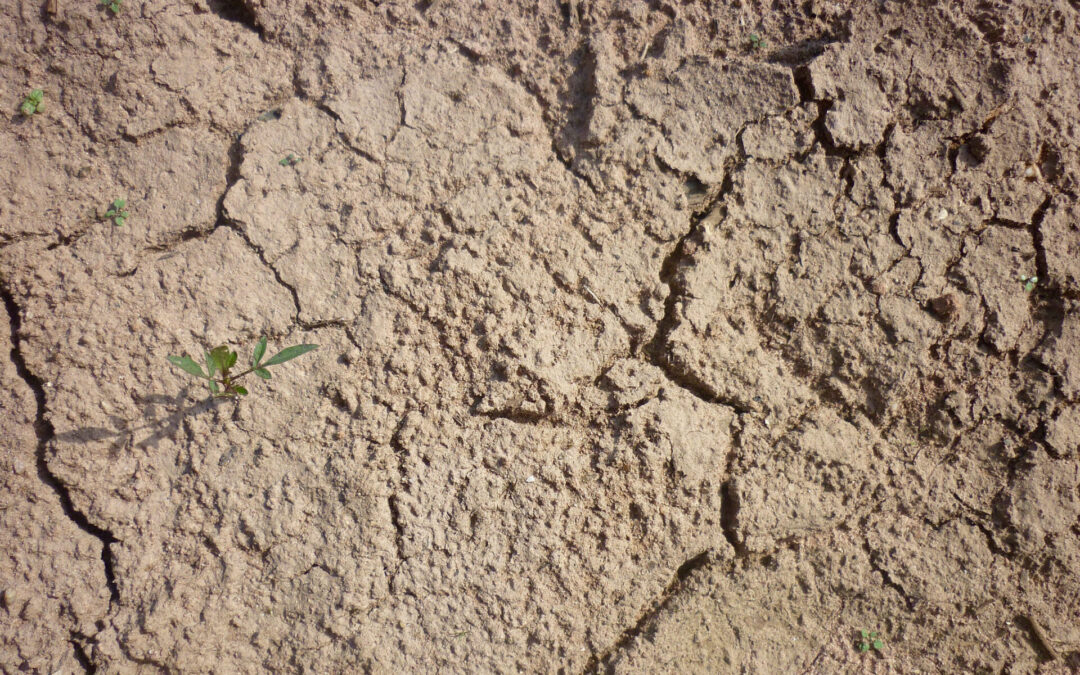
[1,285,120,604]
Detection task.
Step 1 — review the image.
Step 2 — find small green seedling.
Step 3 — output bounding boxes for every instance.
[279,154,301,166]
[100,0,122,13]
[20,89,44,116]
[1020,274,1038,292]
[167,337,318,398]
[749,34,766,50]
[857,629,884,653]
[103,199,129,226]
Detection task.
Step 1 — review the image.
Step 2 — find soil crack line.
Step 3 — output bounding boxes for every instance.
[642,169,751,415]
[212,134,306,325]
[386,413,413,594]
[863,539,916,611]
[581,550,712,673]
[1,283,121,608]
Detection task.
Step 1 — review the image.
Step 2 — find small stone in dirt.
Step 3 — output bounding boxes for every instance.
[929,294,959,322]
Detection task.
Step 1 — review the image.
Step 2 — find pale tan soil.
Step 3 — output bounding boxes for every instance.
[2,0,1079,672]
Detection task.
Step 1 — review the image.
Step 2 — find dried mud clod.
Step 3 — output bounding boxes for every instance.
[2,0,1080,672]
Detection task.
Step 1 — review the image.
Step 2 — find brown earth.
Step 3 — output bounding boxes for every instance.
[2,0,1079,672]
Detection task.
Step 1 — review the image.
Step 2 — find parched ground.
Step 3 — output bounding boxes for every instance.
[2,0,1079,672]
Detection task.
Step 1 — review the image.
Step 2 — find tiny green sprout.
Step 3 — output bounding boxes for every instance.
[749,34,766,50]
[103,199,129,226]
[20,89,44,116]
[279,153,301,166]
[167,337,318,398]
[857,629,884,653]
[1020,274,1038,292]
[100,0,122,14]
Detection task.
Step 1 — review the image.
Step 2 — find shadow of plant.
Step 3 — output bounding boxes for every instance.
[53,387,221,454]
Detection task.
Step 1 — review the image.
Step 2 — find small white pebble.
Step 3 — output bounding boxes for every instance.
[525,475,536,483]
[935,208,949,221]
[1024,165,1037,179]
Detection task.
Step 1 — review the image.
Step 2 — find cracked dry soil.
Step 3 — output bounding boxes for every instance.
[2,0,1080,672]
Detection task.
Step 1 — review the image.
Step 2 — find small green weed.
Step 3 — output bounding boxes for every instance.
[100,0,122,14]
[168,337,318,398]
[103,199,129,226]
[748,34,766,50]
[856,629,884,653]
[20,89,44,116]
[1020,274,1038,292]
[279,154,301,166]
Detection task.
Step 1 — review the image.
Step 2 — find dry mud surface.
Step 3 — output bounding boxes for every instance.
[2,0,1080,672]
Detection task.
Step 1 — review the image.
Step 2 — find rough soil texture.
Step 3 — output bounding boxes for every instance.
[2,0,1080,672]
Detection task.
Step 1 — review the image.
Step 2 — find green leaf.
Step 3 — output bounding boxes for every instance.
[113,215,126,227]
[113,199,126,209]
[224,350,238,369]
[860,630,869,639]
[209,345,231,373]
[204,350,216,378]
[29,89,43,103]
[167,355,207,379]
[233,385,248,396]
[209,381,220,394]
[104,209,116,218]
[20,100,36,116]
[261,343,318,367]
[254,368,271,379]
[858,642,869,653]
[252,336,267,367]
[872,639,883,650]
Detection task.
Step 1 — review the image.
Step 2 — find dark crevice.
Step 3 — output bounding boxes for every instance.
[793,65,815,103]
[720,480,744,555]
[643,172,751,414]
[1,284,120,607]
[205,0,262,36]
[1028,193,1054,283]
[582,550,712,673]
[888,211,905,248]
[450,38,485,64]
[71,635,95,673]
[808,100,852,158]
[215,132,245,226]
[863,540,916,611]
[386,496,406,588]
[386,415,412,593]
